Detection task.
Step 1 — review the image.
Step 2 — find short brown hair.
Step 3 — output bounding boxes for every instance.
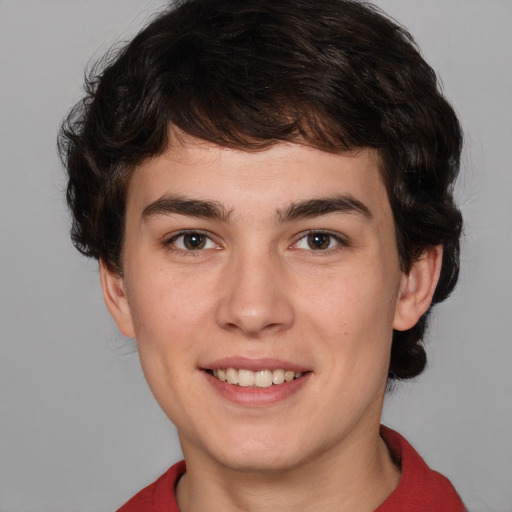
[59,0,463,380]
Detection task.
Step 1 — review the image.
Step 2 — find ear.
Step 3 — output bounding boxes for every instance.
[99,259,136,338]
[393,245,443,331]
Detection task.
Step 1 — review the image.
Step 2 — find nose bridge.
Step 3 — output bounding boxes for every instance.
[215,241,294,337]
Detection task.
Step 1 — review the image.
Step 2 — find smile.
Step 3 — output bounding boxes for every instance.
[208,368,304,388]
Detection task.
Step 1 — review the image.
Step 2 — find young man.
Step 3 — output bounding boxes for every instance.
[59,0,465,510]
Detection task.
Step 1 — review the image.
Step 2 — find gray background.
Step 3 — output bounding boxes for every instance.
[1,0,511,510]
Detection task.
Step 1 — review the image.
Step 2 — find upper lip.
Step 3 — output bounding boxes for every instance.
[201,357,310,372]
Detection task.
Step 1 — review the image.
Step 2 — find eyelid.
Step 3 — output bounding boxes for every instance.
[291,230,349,252]
[164,229,221,253]
[161,229,349,254]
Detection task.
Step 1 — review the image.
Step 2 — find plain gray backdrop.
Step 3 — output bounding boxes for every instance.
[1,0,511,510]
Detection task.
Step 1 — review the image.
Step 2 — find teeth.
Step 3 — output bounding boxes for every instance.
[238,369,255,387]
[272,369,285,385]
[226,368,239,385]
[254,370,273,388]
[210,368,305,387]
[284,370,295,382]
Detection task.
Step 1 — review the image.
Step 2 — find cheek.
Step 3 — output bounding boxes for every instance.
[127,265,214,339]
[124,270,208,417]
[300,263,399,385]
[302,265,398,331]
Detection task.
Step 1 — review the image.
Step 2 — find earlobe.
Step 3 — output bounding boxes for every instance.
[393,246,443,331]
[99,260,136,338]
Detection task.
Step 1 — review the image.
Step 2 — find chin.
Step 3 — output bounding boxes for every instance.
[204,427,316,474]
[217,449,305,474]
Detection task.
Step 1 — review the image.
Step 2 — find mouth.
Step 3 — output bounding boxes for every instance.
[202,361,311,406]
[205,368,305,388]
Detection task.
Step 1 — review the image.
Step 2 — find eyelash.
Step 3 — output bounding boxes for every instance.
[292,230,349,253]
[164,230,220,255]
[163,230,349,255]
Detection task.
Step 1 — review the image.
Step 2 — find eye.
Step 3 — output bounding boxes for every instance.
[294,232,345,251]
[169,231,218,251]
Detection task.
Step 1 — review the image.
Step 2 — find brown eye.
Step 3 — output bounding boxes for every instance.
[170,231,217,251]
[294,231,345,252]
[183,233,206,250]
[307,233,331,250]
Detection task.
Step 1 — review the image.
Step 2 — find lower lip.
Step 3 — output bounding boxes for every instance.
[203,371,311,407]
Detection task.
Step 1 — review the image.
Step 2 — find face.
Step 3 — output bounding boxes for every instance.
[102,138,438,474]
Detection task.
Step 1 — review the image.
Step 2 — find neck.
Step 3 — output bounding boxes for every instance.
[176,425,400,512]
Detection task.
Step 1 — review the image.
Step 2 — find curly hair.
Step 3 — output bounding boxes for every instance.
[59,0,463,380]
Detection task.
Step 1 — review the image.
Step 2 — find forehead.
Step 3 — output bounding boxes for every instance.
[127,139,389,217]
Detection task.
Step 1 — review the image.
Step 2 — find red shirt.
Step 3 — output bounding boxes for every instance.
[117,427,465,511]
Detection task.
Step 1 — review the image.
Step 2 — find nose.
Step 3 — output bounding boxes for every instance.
[215,248,295,338]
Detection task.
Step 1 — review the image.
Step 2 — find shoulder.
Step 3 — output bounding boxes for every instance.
[116,460,185,512]
[376,426,466,512]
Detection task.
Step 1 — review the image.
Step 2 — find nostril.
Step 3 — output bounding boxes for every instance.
[214,281,295,336]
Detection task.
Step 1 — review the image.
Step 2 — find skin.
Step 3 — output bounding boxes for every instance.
[101,137,442,512]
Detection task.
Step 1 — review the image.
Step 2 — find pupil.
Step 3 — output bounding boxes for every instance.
[185,233,205,250]
[308,233,329,250]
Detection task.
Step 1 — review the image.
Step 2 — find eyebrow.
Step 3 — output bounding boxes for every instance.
[276,196,373,223]
[141,194,372,224]
[142,196,232,222]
